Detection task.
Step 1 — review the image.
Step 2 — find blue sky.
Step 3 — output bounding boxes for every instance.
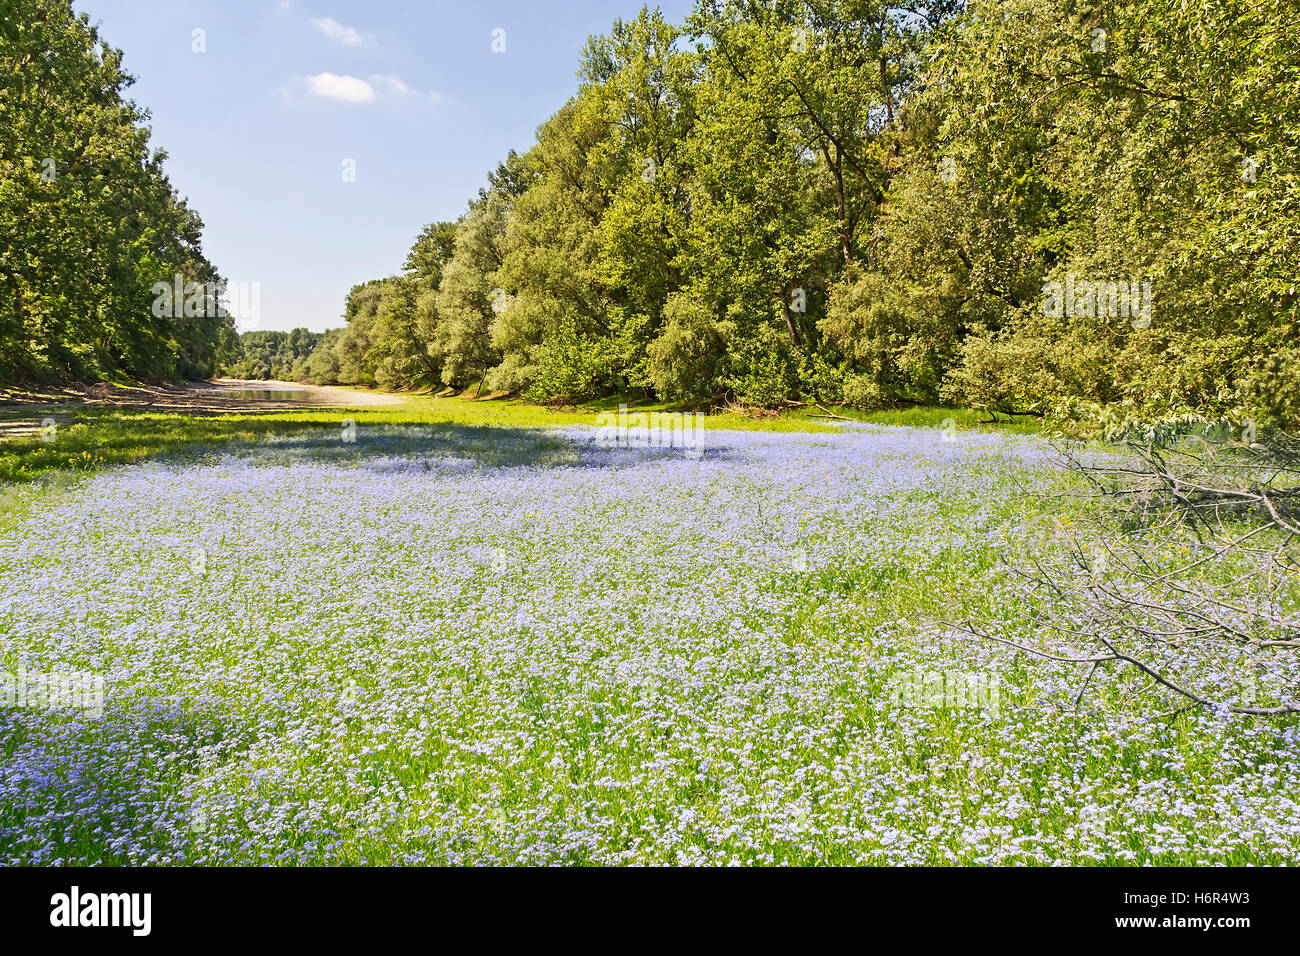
[74,0,696,332]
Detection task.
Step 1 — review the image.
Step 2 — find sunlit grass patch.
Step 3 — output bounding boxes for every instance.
[0,394,1044,485]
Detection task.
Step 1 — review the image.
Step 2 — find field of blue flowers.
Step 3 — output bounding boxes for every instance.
[2,421,1298,864]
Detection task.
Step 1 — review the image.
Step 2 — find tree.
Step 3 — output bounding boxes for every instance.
[0,0,231,383]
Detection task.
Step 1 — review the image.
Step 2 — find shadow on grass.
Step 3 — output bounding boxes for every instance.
[0,697,245,865]
[214,421,743,473]
[0,407,344,484]
[0,403,750,485]
[0,399,1025,485]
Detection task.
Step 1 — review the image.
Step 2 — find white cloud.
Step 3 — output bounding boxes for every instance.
[304,72,375,104]
[371,74,412,96]
[291,72,441,107]
[310,16,363,46]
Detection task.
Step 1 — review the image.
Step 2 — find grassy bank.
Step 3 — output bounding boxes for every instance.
[0,389,1044,485]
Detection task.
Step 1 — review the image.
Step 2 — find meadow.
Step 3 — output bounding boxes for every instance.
[0,392,1043,484]
[1,399,1297,865]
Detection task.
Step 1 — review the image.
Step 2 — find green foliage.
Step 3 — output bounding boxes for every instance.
[1236,347,1300,427]
[284,0,1299,429]
[0,0,231,384]
[925,0,1300,425]
[435,198,505,390]
[646,294,726,404]
[219,329,324,381]
[822,267,962,403]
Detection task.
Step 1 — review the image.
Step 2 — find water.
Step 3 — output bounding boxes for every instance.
[222,387,306,402]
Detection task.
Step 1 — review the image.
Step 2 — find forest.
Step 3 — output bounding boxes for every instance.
[276,0,1299,433]
[220,328,324,382]
[1,0,233,382]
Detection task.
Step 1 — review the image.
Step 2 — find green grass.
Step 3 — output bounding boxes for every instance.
[842,403,1046,433]
[0,389,1040,484]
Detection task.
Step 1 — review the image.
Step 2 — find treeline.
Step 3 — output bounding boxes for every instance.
[301,0,1298,426]
[219,329,326,382]
[0,0,232,384]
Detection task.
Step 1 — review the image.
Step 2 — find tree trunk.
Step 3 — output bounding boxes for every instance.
[833,148,852,266]
[782,282,799,342]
